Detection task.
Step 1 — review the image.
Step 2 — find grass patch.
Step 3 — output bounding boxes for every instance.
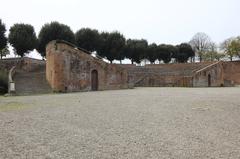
[0,102,31,112]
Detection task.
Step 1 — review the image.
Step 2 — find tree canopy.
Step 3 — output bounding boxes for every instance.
[98,32,126,63]
[2,20,240,64]
[147,43,158,64]
[8,23,37,57]
[0,19,8,59]
[157,44,175,64]
[221,37,240,61]
[125,39,148,64]
[75,28,101,52]
[0,46,10,60]
[175,43,195,63]
[37,21,75,57]
[189,32,211,62]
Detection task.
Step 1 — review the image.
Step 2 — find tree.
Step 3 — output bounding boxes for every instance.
[147,43,158,64]
[0,19,7,58]
[8,23,37,57]
[0,45,10,59]
[125,39,138,64]
[207,42,217,61]
[37,22,75,57]
[175,43,195,63]
[221,37,240,61]
[157,44,176,64]
[98,32,126,63]
[202,42,223,61]
[189,32,211,62]
[125,39,148,64]
[232,37,240,58]
[75,28,101,52]
[137,39,148,61]
[97,32,109,58]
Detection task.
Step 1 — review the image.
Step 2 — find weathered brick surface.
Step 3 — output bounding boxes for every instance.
[0,57,45,72]
[46,41,129,92]
[193,62,224,87]
[222,61,240,86]
[120,62,215,87]
[2,42,240,94]
[45,40,240,89]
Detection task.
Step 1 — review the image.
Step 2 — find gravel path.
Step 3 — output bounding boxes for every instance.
[1,87,240,159]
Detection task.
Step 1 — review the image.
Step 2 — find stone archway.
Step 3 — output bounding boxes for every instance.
[208,74,211,87]
[91,70,98,91]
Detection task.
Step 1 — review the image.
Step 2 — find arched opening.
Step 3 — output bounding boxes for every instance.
[91,70,98,91]
[208,74,211,87]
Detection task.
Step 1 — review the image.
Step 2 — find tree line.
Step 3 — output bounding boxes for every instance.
[1,19,240,63]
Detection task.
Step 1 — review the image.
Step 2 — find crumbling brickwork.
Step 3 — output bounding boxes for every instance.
[193,62,224,87]
[120,62,219,87]
[222,61,240,86]
[0,57,45,72]
[46,41,129,92]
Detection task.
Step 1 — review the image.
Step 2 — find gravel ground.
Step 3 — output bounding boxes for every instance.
[1,87,240,159]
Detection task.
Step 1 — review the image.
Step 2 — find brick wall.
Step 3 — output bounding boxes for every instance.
[222,61,240,86]
[120,62,215,87]
[0,57,45,72]
[46,40,129,92]
[193,62,224,87]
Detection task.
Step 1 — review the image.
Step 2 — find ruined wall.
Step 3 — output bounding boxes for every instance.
[120,62,214,87]
[222,61,240,86]
[134,74,193,87]
[46,41,129,92]
[0,57,45,72]
[193,62,224,87]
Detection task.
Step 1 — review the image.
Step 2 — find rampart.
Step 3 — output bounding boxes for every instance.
[46,40,129,92]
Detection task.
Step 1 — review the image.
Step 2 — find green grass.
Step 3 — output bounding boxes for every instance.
[0,102,31,112]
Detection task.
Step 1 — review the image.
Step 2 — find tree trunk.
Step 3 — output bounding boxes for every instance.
[131,60,134,64]
[120,60,122,64]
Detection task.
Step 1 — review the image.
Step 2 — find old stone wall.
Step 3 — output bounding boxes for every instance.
[0,57,45,72]
[193,62,224,87]
[46,40,129,92]
[120,62,214,87]
[222,61,240,86]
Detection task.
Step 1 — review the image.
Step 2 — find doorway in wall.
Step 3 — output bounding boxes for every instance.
[91,70,98,91]
[208,74,211,87]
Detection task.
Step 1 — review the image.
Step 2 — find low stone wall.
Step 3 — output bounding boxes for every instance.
[46,40,129,92]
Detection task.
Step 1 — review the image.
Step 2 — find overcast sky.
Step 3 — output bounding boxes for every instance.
[1,0,240,59]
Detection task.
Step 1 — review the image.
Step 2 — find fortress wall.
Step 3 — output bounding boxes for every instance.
[193,62,224,87]
[0,57,45,72]
[119,63,215,87]
[222,61,240,86]
[46,41,129,92]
